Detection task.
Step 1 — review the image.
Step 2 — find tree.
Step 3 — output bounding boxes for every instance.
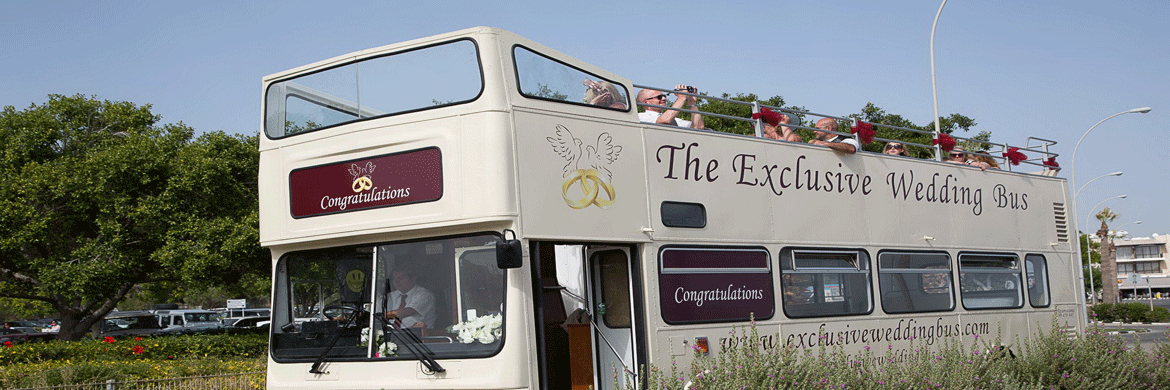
[697,93,806,136]
[1096,207,1120,304]
[0,95,266,340]
[849,102,990,158]
[1080,233,1102,295]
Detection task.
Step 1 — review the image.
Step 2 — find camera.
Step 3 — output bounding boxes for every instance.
[675,85,696,94]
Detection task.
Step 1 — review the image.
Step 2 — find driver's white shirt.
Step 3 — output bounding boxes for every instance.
[389,285,436,328]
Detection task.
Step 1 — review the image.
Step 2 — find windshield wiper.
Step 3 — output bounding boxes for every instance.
[378,316,445,373]
[308,315,358,375]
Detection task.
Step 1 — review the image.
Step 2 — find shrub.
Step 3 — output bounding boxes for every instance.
[1091,302,1170,323]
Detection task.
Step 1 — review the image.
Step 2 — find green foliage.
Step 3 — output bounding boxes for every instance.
[1091,302,1170,323]
[697,93,805,136]
[628,321,1170,389]
[0,95,265,340]
[0,333,266,387]
[849,102,989,158]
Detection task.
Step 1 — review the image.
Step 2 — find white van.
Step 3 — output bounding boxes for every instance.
[155,309,223,334]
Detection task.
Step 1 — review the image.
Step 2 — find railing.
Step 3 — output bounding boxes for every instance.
[632,83,1062,174]
[8,372,264,390]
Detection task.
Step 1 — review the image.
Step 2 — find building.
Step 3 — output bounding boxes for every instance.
[1112,234,1169,298]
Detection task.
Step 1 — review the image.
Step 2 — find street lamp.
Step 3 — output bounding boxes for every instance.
[1112,221,1142,238]
[1084,194,1127,306]
[1075,171,1123,200]
[1069,108,1150,317]
[929,0,948,161]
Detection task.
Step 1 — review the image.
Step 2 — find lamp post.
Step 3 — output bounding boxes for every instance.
[929,0,948,161]
[1084,195,1127,306]
[1075,171,1123,200]
[1069,108,1150,317]
[1112,221,1142,238]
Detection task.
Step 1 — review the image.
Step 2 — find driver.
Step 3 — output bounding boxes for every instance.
[385,268,436,328]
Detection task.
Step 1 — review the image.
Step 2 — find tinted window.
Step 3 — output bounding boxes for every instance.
[266,40,483,138]
[658,247,774,324]
[514,46,629,111]
[1025,254,1050,307]
[780,249,871,318]
[878,252,954,314]
[959,254,1023,309]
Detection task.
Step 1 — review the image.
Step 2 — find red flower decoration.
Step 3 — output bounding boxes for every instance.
[135,336,143,341]
[851,121,875,145]
[132,345,144,355]
[1003,147,1027,166]
[933,133,956,152]
[3,341,11,348]
[751,107,782,127]
[1043,157,1059,168]
[103,336,115,344]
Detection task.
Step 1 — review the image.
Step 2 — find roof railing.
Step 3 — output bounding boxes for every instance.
[631,83,1061,175]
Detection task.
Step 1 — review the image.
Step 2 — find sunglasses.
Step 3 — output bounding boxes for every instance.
[950,153,966,158]
[885,144,904,150]
[644,94,667,101]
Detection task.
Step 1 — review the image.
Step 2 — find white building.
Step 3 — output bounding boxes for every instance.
[1112,234,1169,298]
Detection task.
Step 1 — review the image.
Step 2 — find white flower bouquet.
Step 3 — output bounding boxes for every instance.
[448,313,503,344]
[359,327,398,357]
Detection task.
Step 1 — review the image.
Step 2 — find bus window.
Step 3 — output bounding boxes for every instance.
[596,250,631,328]
[780,249,872,318]
[513,46,629,110]
[265,39,483,138]
[1025,254,1051,308]
[958,253,1023,310]
[878,251,954,314]
[271,233,506,362]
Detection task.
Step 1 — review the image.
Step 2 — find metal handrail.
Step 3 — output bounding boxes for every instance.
[630,83,1061,174]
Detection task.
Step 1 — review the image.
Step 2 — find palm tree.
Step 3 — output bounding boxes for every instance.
[1096,207,1119,234]
[1096,207,1121,304]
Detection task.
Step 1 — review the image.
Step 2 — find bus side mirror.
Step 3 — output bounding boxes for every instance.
[497,229,522,269]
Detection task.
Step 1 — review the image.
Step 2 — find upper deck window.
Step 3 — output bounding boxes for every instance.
[513,46,629,111]
[265,39,483,138]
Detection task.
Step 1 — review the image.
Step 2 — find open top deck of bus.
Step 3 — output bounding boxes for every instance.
[259,27,1083,390]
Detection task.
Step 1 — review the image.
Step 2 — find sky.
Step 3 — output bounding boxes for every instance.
[2,1,1167,237]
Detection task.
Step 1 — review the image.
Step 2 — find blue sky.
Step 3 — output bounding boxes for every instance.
[2,1,1167,237]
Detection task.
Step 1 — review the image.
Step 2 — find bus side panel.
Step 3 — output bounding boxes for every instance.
[513,111,650,242]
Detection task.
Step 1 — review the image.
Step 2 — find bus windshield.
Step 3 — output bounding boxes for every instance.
[270,233,505,361]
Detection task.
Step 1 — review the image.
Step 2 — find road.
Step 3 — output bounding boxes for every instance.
[1095,322,1169,353]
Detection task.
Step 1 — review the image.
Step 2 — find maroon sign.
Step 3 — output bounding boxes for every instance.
[289,147,442,218]
[659,248,775,324]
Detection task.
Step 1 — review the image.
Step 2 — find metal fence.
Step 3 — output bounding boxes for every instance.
[9,372,264,390]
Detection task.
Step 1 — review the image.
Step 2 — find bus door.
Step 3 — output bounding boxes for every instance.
[586,246,639,390]
[533,244,641,390]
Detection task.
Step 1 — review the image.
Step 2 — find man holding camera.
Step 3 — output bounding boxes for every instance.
[636,84,704,129]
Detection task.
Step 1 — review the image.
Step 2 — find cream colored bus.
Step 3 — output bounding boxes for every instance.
[259,27,1084,390]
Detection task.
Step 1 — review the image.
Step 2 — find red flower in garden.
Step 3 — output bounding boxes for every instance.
[132,345,144,355]
[850,121,875,145]
[135,336,143,341]
[751,107,782,127]
[1002,147,1027,166]
[933,133,956,152]
[103,336,115,344]
[3,341,11,348]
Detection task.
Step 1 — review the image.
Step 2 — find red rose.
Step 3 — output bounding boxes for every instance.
[851,121,875,145]
[1002,147,1027,166]
[3,341,11,348]
[104,336,115,344]
[933,133,956,152]
[132,345,144,354]
[751,107,782,127]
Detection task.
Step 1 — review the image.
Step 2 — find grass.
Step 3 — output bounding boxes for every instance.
[630,320,1170,389]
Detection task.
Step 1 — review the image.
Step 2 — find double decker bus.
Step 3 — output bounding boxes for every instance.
[259,27,1084,390]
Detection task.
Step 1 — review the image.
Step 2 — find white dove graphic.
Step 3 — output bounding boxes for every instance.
[546,125,621,181]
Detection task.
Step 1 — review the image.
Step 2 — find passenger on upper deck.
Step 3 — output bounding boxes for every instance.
[808,118,857,154]
[947,147,991,170]
[883,142,907,156]
[762,112,802,142]
[637,85,704,129]
[583,79,628,110]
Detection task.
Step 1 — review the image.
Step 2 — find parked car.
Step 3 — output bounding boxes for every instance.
[155,309,224,335]
[0,328,55,345]
[220,308,271,326]
[93,311,166,338]
[3,320,41,334]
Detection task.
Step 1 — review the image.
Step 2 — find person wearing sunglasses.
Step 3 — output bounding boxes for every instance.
[883,142,907,156]
[637,84,704,129]
[948,147,991,169]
